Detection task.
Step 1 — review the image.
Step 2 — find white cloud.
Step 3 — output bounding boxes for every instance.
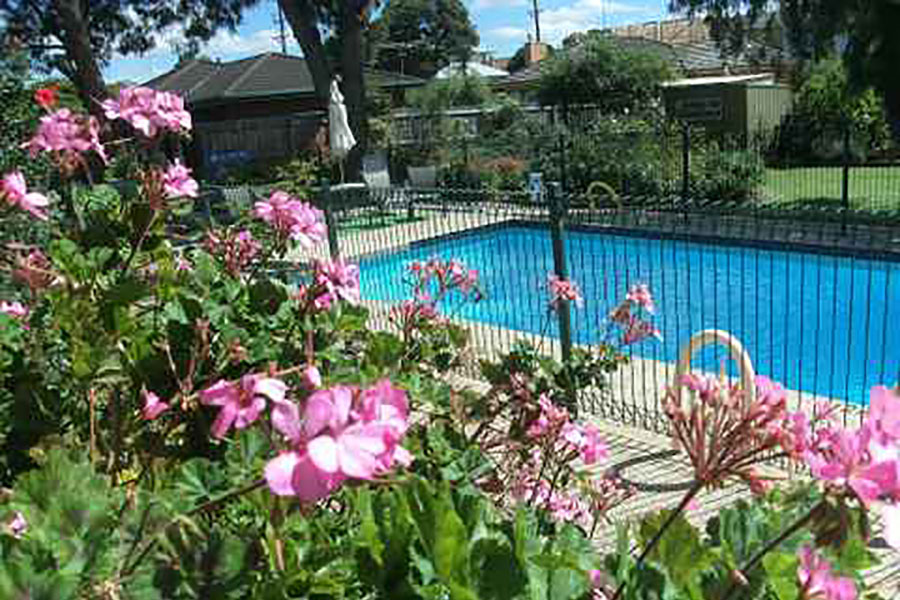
[473,0,527,9]
[539,0,651,43]
[202,28,299,58]
[488,26,529,40]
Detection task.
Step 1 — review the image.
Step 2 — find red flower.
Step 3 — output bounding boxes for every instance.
[34,87,58,109]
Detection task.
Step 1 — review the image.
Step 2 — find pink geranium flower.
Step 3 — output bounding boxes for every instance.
[141,389,170,421]
[253,191,326,247]
[205,229,261,276]
[162,160,198,199]
[200,374,288,438]
[301,364,322,390]
[314,259,360,305]
[264,381,411,502]
[621,316,662,345]
[0,301,28,319]
[1,171,50,220]
[805,426,897,505]
[625,283,655,313]
[4,512,27,539]
[103,86,191,138]
[797,546,856,600]
[547,273,583,310]
[26,108,107,165]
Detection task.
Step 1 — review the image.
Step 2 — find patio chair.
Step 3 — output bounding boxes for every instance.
[405,165,439,219]
[361,150,403,216]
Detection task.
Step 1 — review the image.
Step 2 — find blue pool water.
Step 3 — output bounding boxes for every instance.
[358,224,900,404]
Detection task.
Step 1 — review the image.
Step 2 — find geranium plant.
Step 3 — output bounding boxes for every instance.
[0,85,896,600]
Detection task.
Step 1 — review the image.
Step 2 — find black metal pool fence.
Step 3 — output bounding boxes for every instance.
[319,182,899,433]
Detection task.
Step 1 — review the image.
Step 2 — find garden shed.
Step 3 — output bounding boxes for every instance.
[662,73,793,138]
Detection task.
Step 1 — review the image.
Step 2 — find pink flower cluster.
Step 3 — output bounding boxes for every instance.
[206,229,261,276]
[3,512,27,539]
[547,274,583,310]
[294,259,361,312]
[797,546,856,600]
[313,258,360,305]
[518,469,592,526]
[141,389,170,421]
[26,108,107,167]
[389,299,443,336]
[609,283,661,345]
[265,380,412,502]
[200,374,288,439]
[1,171,50,220]
[102,86,191,138]
[527,395,608,466]
[801,385,900,548]
[0,301,28,320]
[665,374,812,492]
[407,257,481,304]
[162,160,198,199]
[253,191,326,247]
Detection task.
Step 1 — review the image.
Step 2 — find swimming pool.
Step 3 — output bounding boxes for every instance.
[358,223,900,404]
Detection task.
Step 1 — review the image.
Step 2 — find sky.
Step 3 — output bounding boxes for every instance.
[105,0,673,83]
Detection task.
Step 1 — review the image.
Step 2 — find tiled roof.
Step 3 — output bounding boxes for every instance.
[144,52,425,105]
[491,36,788,89]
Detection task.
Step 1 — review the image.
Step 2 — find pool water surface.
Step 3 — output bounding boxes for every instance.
[358,224,900,404]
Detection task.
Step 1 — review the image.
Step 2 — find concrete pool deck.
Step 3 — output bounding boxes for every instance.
[318,205,900,594]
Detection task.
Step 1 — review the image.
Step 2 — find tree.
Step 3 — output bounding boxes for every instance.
[367,0,479,78]
[276,0,371,179]
[537,32,672,115]
[0,0,259,119]
[669,0,900,134]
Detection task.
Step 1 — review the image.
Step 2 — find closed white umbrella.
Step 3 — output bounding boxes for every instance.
[328,78,356,181]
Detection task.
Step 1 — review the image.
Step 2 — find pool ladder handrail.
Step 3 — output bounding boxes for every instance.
[673,329,757,406]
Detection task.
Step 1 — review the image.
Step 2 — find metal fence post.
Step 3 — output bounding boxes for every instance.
[842,126,851,234]
[320,179,341,259]
[548,182,575,411]
[557,133,568,193]
[681,124,691,205]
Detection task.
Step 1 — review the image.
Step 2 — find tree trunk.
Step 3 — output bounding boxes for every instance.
[52,0,108,121]
[340,6,366,181]
[278,0,332,106]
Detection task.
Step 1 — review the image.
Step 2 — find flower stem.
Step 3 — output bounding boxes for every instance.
[120,478,265,578]
[721,499,825,600]
[610,480,704,600]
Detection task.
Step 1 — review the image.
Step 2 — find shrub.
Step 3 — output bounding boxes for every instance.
[478,156,526,192]
[696,148,766,203]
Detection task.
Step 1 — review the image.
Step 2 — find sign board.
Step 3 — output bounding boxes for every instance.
[674,96,724,122]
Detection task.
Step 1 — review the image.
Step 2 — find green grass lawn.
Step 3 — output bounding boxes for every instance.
[762,166,900,211]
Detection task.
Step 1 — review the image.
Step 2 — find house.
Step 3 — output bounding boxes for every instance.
[434,61,509,80]
[144,52,424,178]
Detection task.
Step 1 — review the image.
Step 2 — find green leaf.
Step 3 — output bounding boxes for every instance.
[639,510,713,598]
[763,552,800,600]
[356,488,385,567]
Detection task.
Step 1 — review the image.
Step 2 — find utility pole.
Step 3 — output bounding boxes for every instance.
[274,1,288,54]
[531,0,541,42]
